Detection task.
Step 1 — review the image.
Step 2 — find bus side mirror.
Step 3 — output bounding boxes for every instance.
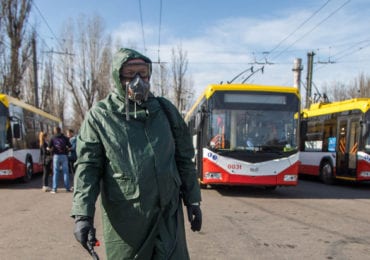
[194,105,208,131]
[13,123,21,139]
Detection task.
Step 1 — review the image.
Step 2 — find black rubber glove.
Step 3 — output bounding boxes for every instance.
[74,216,99,259]
[186,204,202,232]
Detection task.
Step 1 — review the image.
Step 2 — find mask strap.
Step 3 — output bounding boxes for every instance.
[134,102,137,119]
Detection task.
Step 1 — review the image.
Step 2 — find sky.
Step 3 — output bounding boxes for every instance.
[30,0,370,100]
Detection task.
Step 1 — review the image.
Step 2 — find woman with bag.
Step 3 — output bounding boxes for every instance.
[39,131,53,192]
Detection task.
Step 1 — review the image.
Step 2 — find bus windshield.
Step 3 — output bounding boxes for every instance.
[209,108,298,152]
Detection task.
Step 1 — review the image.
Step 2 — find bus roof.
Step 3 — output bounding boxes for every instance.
[185,83,300,122]
[302,98,370,117]
[0,94,62,123]
[202,83,299,99]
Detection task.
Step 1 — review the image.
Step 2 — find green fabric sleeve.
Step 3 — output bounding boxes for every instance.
[71,110,104,218]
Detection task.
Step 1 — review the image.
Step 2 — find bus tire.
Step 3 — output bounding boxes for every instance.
[22,156,33,182]
[320,161,334,185]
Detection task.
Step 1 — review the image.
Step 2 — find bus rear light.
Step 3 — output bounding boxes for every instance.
[0,169,12,176]
[360,171,370,177]
[283,175,298,182]
[204,172,222,180]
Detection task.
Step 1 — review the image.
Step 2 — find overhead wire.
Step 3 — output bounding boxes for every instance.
[315,40,370,72]
[250,0,340,80]
[271,0,351,61]
[31,1,65,51]
[25,18,53,52]
[28,3,83,98]
[0,39,11,49]
[1,8,52,52]
[157,0,163,64]
[138,0,147,52]
[314,39,370,61]
[329,39,370,62]
[267,0,331,58]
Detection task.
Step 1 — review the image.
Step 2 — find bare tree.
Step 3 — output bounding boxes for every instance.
[39,53,56,115]
[320,73,370,103]
[348,73,370,98]
[96,36,112,101]
[0,0,32,97]
[0,10,5,86]
[151,62,170,97]
[19,30,42,105]
[181,75,195,112]
[321,82,349,102]
[170,45,194,112]
[60,14,112,129]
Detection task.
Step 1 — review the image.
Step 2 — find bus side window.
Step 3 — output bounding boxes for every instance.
[328,137,336,152]
[300,120,307,150]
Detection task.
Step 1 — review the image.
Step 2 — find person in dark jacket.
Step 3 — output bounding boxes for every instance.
[49,126,72,193]
[66,129,77,175]
[71,48,202,260]
[39,131,52,192]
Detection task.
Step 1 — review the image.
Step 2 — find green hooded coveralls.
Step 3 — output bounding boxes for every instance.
[71,48,201,259]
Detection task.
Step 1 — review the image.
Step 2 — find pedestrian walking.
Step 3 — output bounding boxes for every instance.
[49,126,72,193]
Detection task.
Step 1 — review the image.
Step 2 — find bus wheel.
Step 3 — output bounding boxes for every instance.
[320,162,334,185]
[22,157,33,182]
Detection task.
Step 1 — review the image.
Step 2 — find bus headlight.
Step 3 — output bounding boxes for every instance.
[284,175,297,182]
[360,171,370,177]
[0,169,12,176]
[204,172,222,180]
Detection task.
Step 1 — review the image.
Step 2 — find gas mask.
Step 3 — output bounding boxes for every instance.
[120,60,151,120]
[126,73,150,104]
[123,74,150,121]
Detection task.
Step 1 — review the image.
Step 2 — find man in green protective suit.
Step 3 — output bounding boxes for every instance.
[71,48,202,260]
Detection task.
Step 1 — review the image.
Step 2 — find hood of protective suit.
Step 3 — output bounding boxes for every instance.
[112,48,152,98]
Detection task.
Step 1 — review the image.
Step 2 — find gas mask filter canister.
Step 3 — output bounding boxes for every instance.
[124,73,150,121]
[127,73,150,104]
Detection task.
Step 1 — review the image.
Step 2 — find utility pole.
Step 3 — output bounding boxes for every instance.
[32,34,39,108]
[306,52,315,108]
[292,58,303,91]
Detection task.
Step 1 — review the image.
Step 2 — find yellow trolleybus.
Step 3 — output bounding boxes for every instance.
[0,94,61,182]
[185,83,300,189]
[300,98,370,184]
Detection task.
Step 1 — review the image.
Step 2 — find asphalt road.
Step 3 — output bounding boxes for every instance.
[1,174,370,260]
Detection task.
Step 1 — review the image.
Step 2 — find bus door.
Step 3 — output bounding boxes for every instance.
[336,117,360,177]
